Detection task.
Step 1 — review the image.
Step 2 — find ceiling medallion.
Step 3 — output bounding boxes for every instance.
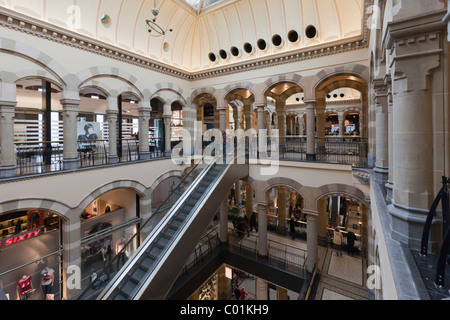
[146,1,173,37]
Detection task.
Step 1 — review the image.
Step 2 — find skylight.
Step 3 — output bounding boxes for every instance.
[183,0,223,12]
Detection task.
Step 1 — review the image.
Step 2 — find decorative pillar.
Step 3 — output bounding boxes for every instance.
[305,102,316,160]
[0,103,16,178]
[386,16,443,249]
[163,115,172,157]
[106,109,119,164]
[257,105,265,132]
[219,109,227,131]
[61,100,80,170]
[338,112,345,138]
[138,105,151,160]
[276,186,287,235]
[244,109,253,131]
[256,201,268,257]
[315,102,326,158]
[374,80,389,184]
[256,277,268,300]
[385,76,394,202]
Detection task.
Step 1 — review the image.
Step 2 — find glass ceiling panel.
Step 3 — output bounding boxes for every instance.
[183,0,223,11]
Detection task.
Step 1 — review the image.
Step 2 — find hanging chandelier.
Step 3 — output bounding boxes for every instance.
[146,0,173,37]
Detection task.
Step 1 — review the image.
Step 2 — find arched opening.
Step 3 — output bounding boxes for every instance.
[14,78,64,175]
[265,185,305,237]
[80,187,141,289]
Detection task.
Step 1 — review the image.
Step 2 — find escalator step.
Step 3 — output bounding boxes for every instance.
[113,292,128,300]
[140,256,156,269]
[157,237,169,248]
[121,281,137,297]
[130,267,147,283]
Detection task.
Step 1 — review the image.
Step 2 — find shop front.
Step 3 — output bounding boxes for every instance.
[0,210,62,300]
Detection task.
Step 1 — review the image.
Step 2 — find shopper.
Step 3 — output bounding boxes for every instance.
[289,216,296,239]
[249,211,258,233]
[333,228,344,256]
[240,287,248,300]
[234,286,241,300]
[346,230,357,256]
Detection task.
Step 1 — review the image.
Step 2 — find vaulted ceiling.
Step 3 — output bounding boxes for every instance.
[0,0,365,72]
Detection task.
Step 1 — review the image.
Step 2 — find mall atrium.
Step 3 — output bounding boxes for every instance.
[0,0,448,301]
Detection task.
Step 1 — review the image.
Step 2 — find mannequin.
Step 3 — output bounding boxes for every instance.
[16,275,33,300]
[41,266,54,299]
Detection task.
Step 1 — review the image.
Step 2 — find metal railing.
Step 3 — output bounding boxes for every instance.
[228,228,307,278]
[281,137,368,167]
[13,138,167,176]
[16,141,64,176]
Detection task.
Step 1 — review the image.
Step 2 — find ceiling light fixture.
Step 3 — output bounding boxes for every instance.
[146,0,173,37]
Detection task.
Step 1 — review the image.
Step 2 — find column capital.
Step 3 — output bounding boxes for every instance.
[60,98,81,107]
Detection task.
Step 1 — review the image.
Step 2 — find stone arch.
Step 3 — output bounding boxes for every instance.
[313,64,370,94]
[263,73,304,95]
[316,183,369,208]
[147,170,184,194]
[0,198,72,221]
[148,82,189,105]
[223,82,256,100]
[76,180,147,213]
[0,38,71,87]
[76,67,146,100]
[191,87,216,103]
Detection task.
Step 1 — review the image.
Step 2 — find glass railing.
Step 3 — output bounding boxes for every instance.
[75,155,210,300]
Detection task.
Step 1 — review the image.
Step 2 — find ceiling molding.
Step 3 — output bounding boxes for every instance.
[0,0,371,81]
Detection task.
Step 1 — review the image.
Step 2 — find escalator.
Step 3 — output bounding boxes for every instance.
[329,196,340,228]
[95,157,248,300]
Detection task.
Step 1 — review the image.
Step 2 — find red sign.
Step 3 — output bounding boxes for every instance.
[0,229,42,248]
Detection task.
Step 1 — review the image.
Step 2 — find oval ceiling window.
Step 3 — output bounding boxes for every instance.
[288,30,299,43]
[243,42,253,54]
[231,46,240,57]
[305,25,318,39]
[257,38,267,50]
[219,49,228,59]
[208,52,217,62]
[272,34,282,47]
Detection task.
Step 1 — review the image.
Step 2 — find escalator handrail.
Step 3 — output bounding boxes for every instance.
[133,158,234,300]
[76,155,206,300]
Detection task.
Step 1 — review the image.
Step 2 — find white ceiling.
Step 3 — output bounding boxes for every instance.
[0,0,365,72]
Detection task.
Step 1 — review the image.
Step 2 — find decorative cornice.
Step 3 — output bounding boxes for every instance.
[0,1,371,81]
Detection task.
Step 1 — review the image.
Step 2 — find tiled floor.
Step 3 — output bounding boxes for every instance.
[232,226,368,300]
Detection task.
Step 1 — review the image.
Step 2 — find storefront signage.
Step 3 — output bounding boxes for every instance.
[0,229,42,248]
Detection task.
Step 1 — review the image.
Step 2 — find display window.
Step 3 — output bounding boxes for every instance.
[0,210,62,300]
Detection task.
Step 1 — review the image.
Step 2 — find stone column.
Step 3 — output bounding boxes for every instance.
[305,102,316,160]
[219,109,227,131]
[315,103,326,157]
[317,198,328,241]
[256,277,268,300]
[138,106,151,160]
[305,211,318,273]
[219,199,228,244]
[386,19,443,249]
[0,103,16,178]
[385,76,394,202]
[244,109,253,131]
[276,186,287,234]
[256,201,268,257]
[163,115,172,157]
[374,81,389,184]
[61,100,80,170]
[107,109,119,164]
[338,112,345,138]
[257,105,265,132]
